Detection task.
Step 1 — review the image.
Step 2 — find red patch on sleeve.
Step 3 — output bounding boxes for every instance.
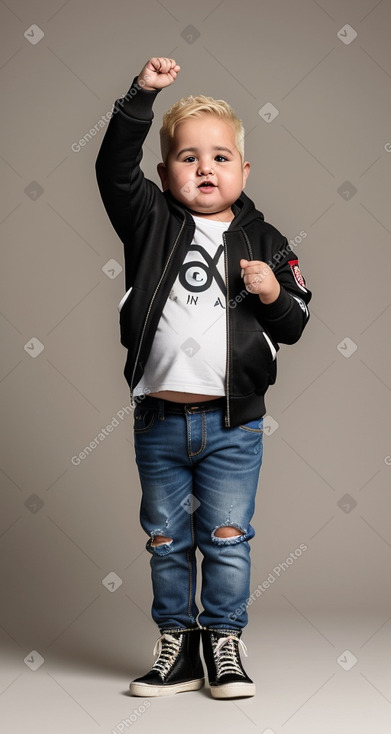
[288,259,307,291]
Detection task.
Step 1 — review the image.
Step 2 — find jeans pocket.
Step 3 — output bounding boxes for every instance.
[238,417,263,433]
[133,407,157,434]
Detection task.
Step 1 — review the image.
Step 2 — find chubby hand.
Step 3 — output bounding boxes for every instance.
[137,57,180,91]
[240,259,280,304]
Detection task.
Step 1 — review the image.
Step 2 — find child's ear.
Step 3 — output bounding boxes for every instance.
[242,161,251,189]
[157,162,168,190]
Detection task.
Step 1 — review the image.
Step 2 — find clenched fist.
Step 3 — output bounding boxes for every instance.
[137,57,181,91]
[240,259,280,304]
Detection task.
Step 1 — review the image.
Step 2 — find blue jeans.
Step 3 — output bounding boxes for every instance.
[132,395,263,631]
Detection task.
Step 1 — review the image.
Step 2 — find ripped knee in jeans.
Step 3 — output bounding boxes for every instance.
[212,524,248,545]
[147,533,174,555]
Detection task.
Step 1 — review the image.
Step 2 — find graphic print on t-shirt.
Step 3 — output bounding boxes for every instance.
[178,243,225,295]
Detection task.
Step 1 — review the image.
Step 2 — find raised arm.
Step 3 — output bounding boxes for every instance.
[95,58,180,246]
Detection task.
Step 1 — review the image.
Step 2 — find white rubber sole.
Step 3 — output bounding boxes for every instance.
[210,682,256,699]
[129,677,204,697]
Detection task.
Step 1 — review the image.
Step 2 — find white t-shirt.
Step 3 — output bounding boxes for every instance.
[132,215,229,397]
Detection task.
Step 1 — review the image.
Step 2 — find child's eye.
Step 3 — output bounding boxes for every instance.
[182,155,228,163]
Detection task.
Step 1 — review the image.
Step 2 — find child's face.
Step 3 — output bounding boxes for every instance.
[157,114,250,221]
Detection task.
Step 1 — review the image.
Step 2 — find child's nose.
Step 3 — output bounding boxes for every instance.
[198,161,215,175]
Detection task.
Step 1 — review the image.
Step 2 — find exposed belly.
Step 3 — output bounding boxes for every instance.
[148,390,222,403]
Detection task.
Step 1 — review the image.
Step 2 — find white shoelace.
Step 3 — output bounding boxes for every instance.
[213,635,248,678]
[151,633,183,679]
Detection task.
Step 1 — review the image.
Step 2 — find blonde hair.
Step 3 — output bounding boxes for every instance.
[159,94,245,166]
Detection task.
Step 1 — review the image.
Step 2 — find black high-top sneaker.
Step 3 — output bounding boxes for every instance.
[201,628,255,699]
[129,627,204,697]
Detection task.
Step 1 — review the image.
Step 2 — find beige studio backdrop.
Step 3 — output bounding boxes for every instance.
[1,1,391,733]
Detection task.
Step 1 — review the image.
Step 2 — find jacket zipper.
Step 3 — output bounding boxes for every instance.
[129,215,187,406]
[222,232,230,427]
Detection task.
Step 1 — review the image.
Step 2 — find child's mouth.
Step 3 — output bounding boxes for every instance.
[198,182,216,192]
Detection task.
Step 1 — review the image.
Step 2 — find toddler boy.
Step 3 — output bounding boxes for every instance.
[96,57,311,699]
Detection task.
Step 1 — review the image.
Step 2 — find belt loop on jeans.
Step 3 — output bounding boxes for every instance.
[157,398,165,420]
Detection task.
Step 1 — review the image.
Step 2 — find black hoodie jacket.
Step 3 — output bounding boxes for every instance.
[95,77,312,427]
